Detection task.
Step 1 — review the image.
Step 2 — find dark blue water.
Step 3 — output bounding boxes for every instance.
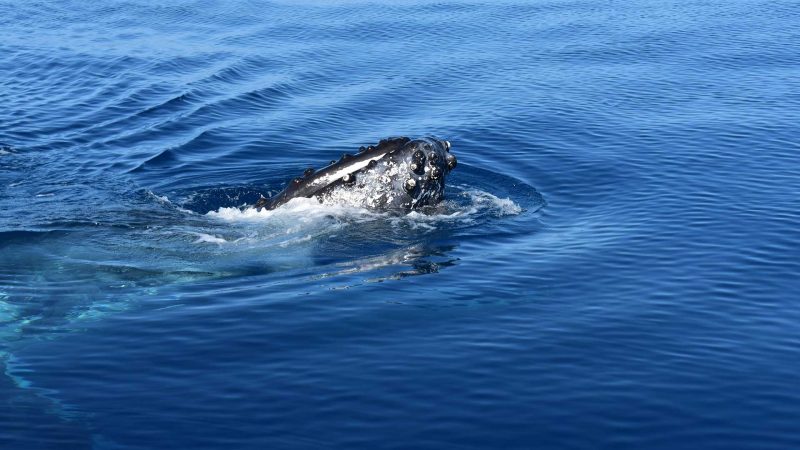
[2,1,800,448]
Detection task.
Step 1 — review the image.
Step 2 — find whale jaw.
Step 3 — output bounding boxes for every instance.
[255,137,456,211]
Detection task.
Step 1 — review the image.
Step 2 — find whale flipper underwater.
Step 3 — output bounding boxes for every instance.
[254,137,457,211]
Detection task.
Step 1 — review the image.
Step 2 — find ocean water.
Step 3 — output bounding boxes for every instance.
[1,0,799,448]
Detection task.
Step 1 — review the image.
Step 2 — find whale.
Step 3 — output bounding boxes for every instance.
[254,137,456,211]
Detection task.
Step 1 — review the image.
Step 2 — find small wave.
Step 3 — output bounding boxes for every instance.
[0,290,19,323]
[0,230,70,247]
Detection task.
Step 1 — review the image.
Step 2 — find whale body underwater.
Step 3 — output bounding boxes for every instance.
[254,137,457,211]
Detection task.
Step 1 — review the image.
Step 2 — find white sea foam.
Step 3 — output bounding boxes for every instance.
[207,196,384,223]
[146,190,198,215]
[204,189,521,233]
[190,232,230,245]
[460,189,522,216]
[398,190,521,229]
[146,191,177,208]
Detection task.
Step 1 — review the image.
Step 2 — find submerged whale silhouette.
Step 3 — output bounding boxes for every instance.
[254,137,456,211]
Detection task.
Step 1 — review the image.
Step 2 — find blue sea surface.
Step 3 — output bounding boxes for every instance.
[2,0,800,448]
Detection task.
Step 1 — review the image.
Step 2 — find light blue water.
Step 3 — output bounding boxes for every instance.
[2,1,800,448]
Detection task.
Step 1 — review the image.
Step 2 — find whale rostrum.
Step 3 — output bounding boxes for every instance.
[254,137,456,211]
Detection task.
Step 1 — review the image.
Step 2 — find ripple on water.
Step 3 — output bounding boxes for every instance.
[2,0,800,448]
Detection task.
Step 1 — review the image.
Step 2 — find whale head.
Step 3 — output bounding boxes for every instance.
[314,136,457,210]
[256,136,457,211]
[392,137,456,209]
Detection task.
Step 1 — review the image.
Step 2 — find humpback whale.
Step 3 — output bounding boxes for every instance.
[254,137,456,211]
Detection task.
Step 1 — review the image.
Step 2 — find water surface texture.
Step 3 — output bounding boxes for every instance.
[2,1,800,448]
